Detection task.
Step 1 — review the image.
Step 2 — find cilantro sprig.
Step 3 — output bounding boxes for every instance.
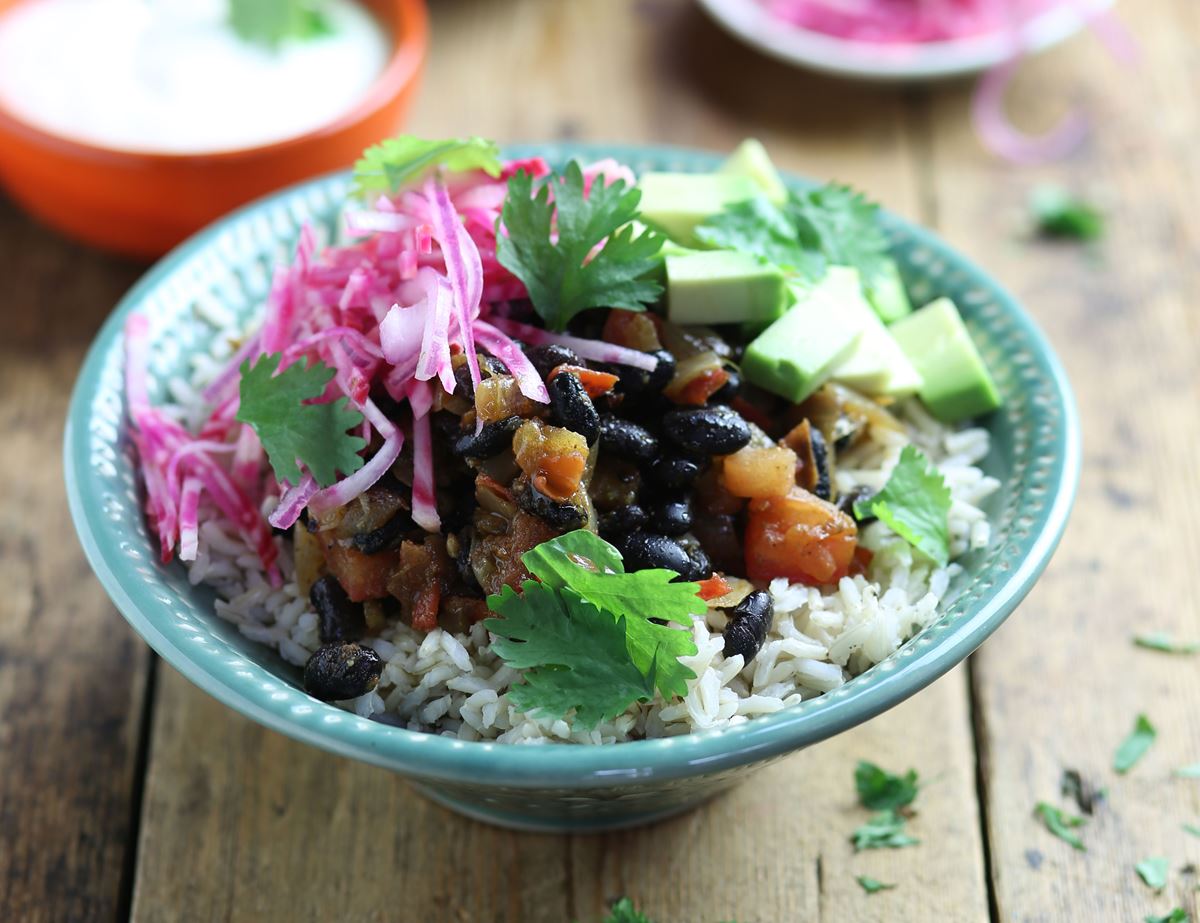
[856,876,897,895]
[229,0,333,50]
[1034,802,1087,851]
[855,761,919,811]
[1136,857,1170,891]
[854,446,953,567]
[1114,713,1157,774]
[236,353,365,488]
[483,530,702,725]
[352,136,502,199]
[852,810,919,851]
[1145,910,1189,923]
[1030,186,1104,241]
[497,160,665,331]
[1133,632,1200,655]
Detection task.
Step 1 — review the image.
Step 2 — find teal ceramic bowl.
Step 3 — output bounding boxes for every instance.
[65,143,1080,832]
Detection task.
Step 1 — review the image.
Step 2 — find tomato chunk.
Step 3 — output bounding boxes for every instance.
[745,487,858,585]
[696,574,731,601]
[548,364,620,397]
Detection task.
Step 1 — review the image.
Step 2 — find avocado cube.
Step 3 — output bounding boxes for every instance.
[666,251,790,326]
[742,269,865,403]
[637,173,758,248]
[889,297,1002,422]
[719,138,789,205]
[864,258,913,323]
[825,268,923,397]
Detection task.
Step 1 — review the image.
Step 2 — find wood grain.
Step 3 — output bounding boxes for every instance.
[0,205,149,921]
[128,1,991,921]
[924,1,1200,920]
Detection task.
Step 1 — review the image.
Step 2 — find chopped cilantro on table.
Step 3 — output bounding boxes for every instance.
[482,531,701,724]
[600,898,656,923]
[856,875,897,895]
[855,761,919,811]
[1133,632,1200,655]
[1136,857,1171,891]
[1034,802,1087,851]
[352,136,502,198]
[854,446,953,567]
[1114,714,1157,774]
[1176,764,1200,779]
[236,353,365,488]
[1184,823,1200,838]
[497,160,665,331]
[1030,185,1104,241]
[229,0,333,50]
[852,809,920,851]
[1145,910,1189,923]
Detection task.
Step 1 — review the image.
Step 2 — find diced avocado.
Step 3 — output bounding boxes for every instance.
[823,267,923,397]
[864,258,913,323]
[719,139,788,205]
[742,269,864,403]
[637,172,758,248]
[666,251,790,326]
[889,297,1002,422]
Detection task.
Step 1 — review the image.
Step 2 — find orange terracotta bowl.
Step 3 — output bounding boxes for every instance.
[0,0,428,259]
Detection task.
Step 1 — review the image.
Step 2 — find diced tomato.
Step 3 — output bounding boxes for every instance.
[849,544,874,578]
[548,364,620,397]
[412,583,441,633]
[744,487,858,586]
[730,396,776,433]
[676,368,729,406]
[603,308,662,351]
[696,574,731,601]
[533,452,586,501]
[319,542,400,602]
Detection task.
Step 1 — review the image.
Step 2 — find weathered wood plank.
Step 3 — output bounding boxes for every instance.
[131,2,990,921]
[0,206,149,922]
[925,2,1200,919]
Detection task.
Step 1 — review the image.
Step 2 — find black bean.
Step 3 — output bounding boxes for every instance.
[615,531,692,574]
[453,355,509,397]
[722,590,774,662]
[518,481,586,531]
[645,349,677,393]
[646,454,704,488]
[454,529,478,588]
[351,509,415,555]
[837,486,878,525]
[599,504,648,538]
[650,498,692,536]
[303,642,383,701]
[609,349,676,396]
[548,372,599,444]
[311,576,367,644]
[711,365,742,404]
[527,343,582,379]
[809,426,831,501]
[453,416,522,459]
[598,414,659,463]
[679,545,712,582]
[662,405,752,456]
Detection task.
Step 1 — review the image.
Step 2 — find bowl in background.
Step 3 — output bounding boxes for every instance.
[64,143,1080,831]
[0,0,427,259]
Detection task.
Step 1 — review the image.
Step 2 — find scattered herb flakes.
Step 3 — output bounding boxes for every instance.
[851,809,920,852]
[1060,768,1103,815]
[1144,910,1189,923]
[229,0,333,49]
[1034,802,1087,851]
[856,875,897,895]
[602,898,656,923]
[236,353,365,488]
[855,761,919,811]
[1030,185,1104,241]
[1114,714,1158,774]
[854,445,952,566]
[1176,765,1200,779]
[1137,857,1171,891]
[1184,824,1200,839]
[352,135,501,198]
[498,160,665,332]
[1134,632,1200,655]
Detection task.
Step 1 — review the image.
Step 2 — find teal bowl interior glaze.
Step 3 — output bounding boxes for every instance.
[64,143,1081,832]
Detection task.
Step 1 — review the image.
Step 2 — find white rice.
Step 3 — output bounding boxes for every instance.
[174,308,999,744]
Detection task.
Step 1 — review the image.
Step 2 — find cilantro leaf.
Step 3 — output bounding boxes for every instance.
[1114,713,1157,774]
[851,810,919,851]
[497,160,665,331]
[229,0,332,50]
[1145,910,1189,923]
[694,196,824,280]
[788,183,890,286]
[1134,632,1200,655]
[1176,765,1200,779]
[483,582,656,728]
[602,898,656,923]
[854,446,952,566]
[1031,186,1104,241]
[1034,802,1087,851]
[352,136,502,198]
[855,761,919,811]
[236,354,365,488]
[856,875,897,894]
[521,530,703,699]
[1137,857,1171,891]
[1184,823,1200,838]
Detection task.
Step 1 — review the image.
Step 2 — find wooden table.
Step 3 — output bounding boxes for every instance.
[2,1,1197,920]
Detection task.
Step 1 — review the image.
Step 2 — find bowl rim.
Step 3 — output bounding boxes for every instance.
[0,0,428,162]
[64,142,1081,789]
[694,0,1115,81]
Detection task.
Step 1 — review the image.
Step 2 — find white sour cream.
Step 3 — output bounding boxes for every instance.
[0,0,390,154]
